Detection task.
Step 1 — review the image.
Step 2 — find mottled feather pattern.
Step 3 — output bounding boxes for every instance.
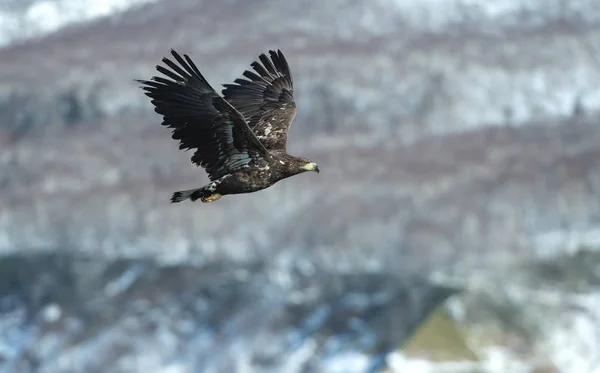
[222,49,296,151]
[136,49,267,181]
[137,49,319,203]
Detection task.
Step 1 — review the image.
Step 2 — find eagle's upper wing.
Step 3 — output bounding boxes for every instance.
[221,50,296,151]
[137,50,270,181]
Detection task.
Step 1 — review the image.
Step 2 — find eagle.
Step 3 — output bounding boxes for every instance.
[136,49,319,203]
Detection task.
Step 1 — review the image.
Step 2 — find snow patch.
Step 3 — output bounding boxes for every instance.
[387,352,481,373]
[383,0,600,32]
[533,227,600,258]
[0,0,161,47]
[548,293,600,373]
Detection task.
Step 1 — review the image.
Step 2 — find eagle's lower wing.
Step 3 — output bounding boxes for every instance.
[221,50,296,151]
[137,49,269,181]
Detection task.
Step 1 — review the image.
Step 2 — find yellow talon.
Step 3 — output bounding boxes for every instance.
[201,193,222,203]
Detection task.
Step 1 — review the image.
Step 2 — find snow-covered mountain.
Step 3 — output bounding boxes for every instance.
[1,1,600,372]
[0,0,159,47]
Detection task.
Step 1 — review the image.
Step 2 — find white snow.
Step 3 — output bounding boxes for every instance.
[383,0,600,32]
[0,0,161,47]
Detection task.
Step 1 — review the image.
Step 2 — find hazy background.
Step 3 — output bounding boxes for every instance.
[1,0,600,372]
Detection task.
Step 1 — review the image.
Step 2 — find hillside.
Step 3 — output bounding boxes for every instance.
[1,0,600,372]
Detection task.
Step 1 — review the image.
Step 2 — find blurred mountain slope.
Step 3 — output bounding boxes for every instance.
[0,252,460,373]
[2,0,600,140]
[0,0,158,47]
[1,0,599,264]
[1,0,600,372]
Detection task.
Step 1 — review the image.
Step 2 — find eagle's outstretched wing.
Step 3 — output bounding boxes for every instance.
[137,50,270,181]
[221,50,296,151]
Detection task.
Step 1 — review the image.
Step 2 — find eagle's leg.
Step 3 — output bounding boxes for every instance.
[201,193,222,203]
[199,179,223,203]
[170,180,224,203]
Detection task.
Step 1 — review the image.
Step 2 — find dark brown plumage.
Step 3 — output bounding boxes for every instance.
[136,49,319,203]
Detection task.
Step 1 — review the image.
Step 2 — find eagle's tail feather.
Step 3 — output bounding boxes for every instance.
[170,188,206,203]
[170,186,221,203]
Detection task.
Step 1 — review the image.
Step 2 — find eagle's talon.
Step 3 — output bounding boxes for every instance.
[201,193,222,203]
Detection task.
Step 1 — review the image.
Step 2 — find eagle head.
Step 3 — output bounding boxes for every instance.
[300,159,320,174]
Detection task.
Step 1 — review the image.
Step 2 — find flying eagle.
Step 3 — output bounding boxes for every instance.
[137,49,319,203]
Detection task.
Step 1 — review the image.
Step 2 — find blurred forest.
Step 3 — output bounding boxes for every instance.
[0,0,600,372]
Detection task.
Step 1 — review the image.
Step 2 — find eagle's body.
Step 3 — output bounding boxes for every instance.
[178,151,313,203]
[136,49,319,203]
